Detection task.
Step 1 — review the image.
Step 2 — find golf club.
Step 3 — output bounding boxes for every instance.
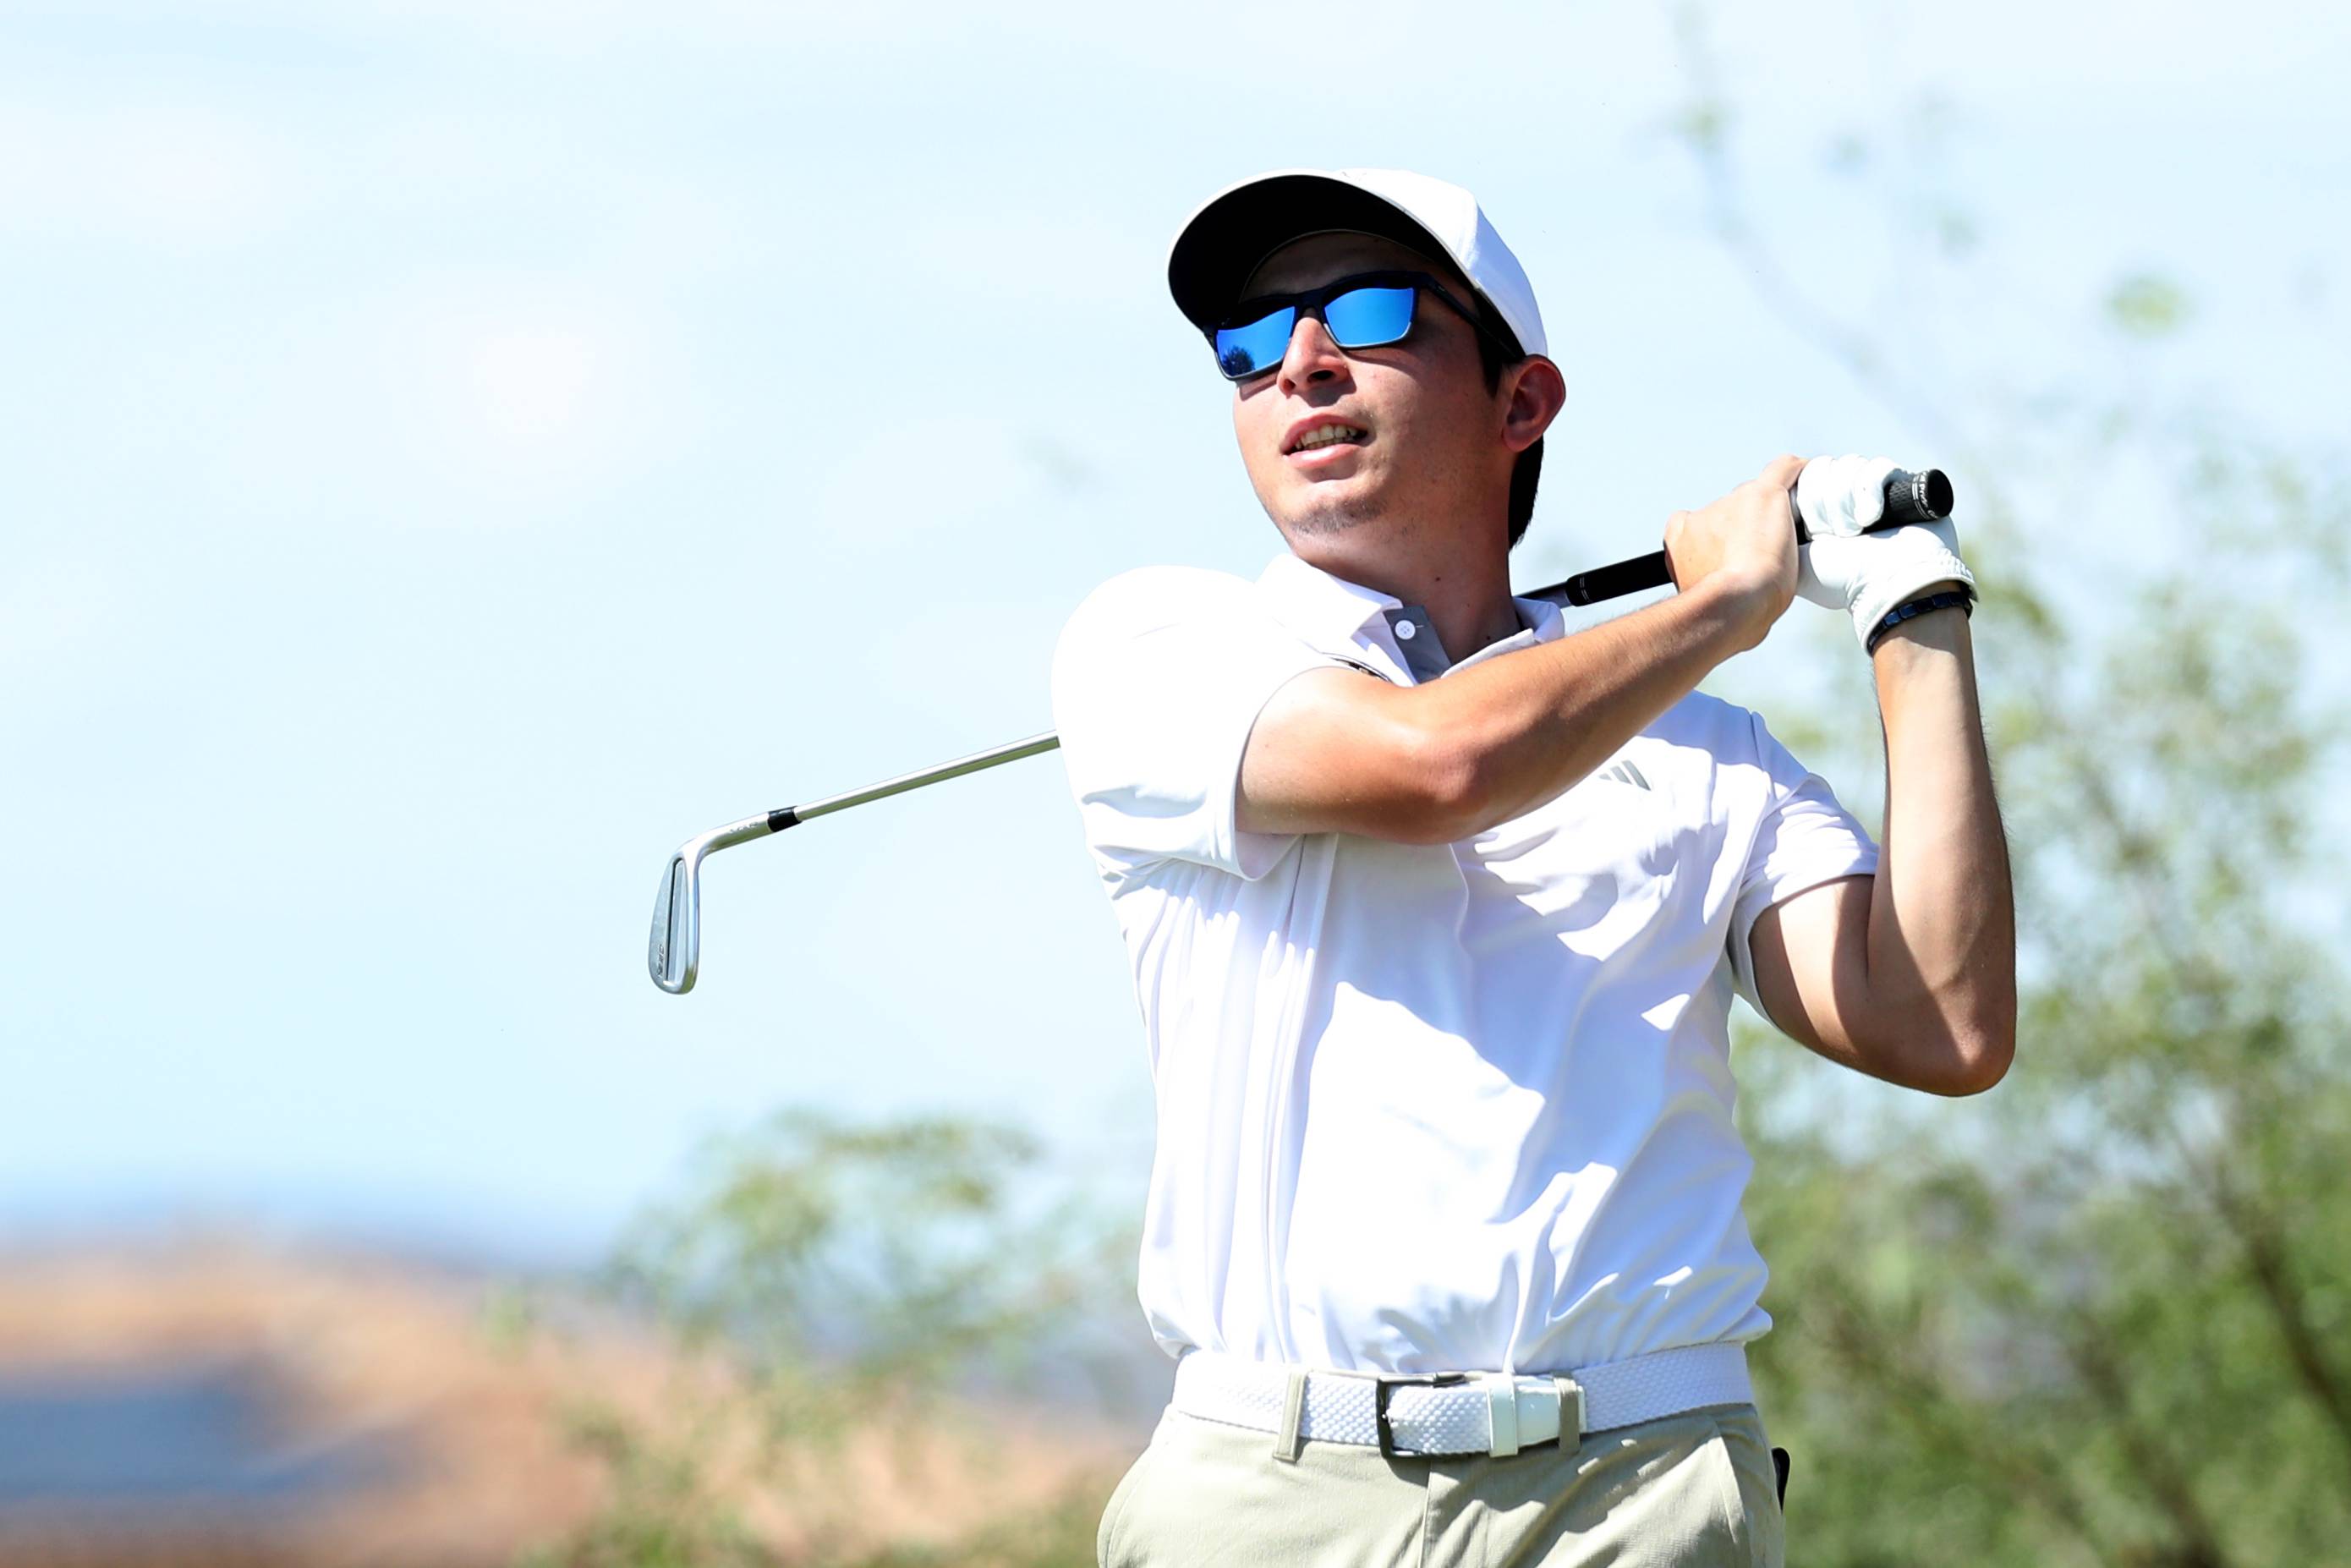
[649,732,1060,994]
[649,469,1952,992]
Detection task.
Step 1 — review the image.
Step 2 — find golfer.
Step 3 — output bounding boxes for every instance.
[1051,168,2014,1568]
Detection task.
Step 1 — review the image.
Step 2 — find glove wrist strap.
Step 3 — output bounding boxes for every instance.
[1866,587,1975,655]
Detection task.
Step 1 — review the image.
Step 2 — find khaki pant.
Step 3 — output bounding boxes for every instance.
[1098,1402,1784,1567]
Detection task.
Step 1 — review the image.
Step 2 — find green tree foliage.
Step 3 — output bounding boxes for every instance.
[518,1110,1126,1567]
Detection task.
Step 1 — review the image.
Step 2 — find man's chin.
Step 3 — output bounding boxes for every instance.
[1277,475,1388,539]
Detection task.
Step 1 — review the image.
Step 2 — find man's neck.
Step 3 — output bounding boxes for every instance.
[1292,539,1523,667]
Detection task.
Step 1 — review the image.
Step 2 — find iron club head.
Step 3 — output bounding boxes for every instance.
[648,847,700,995]
[648,815,781,995]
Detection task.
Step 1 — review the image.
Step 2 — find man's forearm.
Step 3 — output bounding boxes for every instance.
[1866,607,2017,1070]
[1422,580,1762,833]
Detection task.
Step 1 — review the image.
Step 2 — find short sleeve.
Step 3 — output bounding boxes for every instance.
[1051,567,1345,884]
[1727,708,1881,1021]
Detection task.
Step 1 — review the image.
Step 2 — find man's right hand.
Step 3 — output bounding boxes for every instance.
[1662,454,1805,650]
[1235,456,1811,847]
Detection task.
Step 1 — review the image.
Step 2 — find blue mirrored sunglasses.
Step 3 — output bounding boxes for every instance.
[1208,270,1494,381]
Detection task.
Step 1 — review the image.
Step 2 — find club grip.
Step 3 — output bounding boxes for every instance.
[1880,465,1954,528]
[1548,467,1952,607]
[1559,552,1674,607]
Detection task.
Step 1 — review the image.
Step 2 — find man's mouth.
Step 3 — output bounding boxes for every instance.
[1285,420,1370,456]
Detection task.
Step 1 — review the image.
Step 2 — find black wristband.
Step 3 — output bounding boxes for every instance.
[1866,587,1974,654]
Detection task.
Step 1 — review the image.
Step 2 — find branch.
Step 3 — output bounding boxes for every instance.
[1669,5,1976,464]
[2063,1319,2238,1568]
[2206,1163,2351,1487]
[1814,1286,2107,1563]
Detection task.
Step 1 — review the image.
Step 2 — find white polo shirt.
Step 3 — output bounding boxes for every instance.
[1050,552,1880,1377]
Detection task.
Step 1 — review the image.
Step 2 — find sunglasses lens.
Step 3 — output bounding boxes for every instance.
[1214,306,1296,380]
[1323,284,1417,348]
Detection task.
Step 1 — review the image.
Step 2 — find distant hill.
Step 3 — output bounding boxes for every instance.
[0,1235,1148,1566]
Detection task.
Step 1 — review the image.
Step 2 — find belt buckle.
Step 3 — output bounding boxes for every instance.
[1373,1372,1468,1458]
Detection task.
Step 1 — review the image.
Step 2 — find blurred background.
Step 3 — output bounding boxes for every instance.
[3,2,2346,1563]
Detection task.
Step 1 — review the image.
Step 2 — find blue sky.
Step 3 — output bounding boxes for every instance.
[3,1,2343,1264]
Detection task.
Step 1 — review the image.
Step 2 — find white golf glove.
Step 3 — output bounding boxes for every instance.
[1794,454,1977,654]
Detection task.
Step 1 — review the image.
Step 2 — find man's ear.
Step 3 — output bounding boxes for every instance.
[1499,356,1566,455]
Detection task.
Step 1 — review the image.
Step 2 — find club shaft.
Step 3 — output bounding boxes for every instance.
[761,469,1951,822]
[781,732,1061,825]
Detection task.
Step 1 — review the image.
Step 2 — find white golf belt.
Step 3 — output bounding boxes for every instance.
[1170,1341,1753,1459]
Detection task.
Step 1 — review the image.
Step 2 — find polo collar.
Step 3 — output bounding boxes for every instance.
[1255,551,1566,684]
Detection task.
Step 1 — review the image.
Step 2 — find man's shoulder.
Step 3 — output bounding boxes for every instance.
[1638,689,1839,814]
[1055,564,1272,666]
[1066,564,1259,626]
[1645,688,1760,750]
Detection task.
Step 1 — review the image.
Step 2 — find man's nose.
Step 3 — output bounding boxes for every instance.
[1275,313,1350,393]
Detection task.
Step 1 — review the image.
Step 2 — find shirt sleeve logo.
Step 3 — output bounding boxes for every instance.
[1595,759,1652,791]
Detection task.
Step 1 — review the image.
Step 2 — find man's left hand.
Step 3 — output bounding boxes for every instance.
[1794,453,1978,654]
